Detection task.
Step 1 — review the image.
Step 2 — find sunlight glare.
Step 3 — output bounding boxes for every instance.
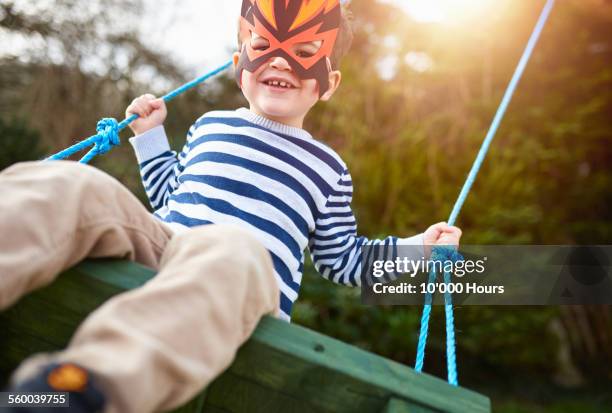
[387,0,494,24]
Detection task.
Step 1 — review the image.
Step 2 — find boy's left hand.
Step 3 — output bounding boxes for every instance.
[423,222,462,259]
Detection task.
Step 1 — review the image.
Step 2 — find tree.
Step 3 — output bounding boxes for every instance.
[0,117,45,170]
[0,0,184,159]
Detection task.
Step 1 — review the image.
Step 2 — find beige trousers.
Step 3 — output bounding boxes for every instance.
[0,161,280,413]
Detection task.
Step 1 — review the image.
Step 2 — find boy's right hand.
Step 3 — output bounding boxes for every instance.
[125,94,167,136]
[423,222,462,259]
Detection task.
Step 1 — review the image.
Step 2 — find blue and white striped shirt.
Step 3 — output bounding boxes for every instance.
[130,108,423,321]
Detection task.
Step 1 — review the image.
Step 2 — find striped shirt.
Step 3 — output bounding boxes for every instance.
[130,108,424,321]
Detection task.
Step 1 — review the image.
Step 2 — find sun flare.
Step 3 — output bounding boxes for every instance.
[389,0,494,24]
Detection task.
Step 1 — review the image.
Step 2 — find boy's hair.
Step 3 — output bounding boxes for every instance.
[237,3,354,70]
[330,4,354,70]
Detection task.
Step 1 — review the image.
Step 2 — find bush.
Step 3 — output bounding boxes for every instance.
[0,118,46,170]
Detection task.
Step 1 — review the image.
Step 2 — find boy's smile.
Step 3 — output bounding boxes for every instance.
[238,55,319,128]
[260,74,299,91]
[233,41,341,129]
[259,69,300,91]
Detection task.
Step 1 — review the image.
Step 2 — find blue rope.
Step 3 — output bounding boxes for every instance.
[442,250,460,386]
[414,0,556,386]
[414,247,463,382]
[47,61,232,163]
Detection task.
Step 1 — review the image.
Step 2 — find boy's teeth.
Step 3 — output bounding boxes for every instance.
[266,80,292,88]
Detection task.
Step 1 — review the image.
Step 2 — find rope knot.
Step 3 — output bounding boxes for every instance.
[94,118,120,155]
[430,245,463,264]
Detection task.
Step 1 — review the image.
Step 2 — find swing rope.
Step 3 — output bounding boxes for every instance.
[47,61,233,163]
[414,0,556,386]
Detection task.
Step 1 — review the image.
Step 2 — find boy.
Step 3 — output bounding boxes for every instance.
[0,1,461,412]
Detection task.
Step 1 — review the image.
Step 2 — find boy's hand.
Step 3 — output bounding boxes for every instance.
[423,222,462,259]
[125,94,167,135]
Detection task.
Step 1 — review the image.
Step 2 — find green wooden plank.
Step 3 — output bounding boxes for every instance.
[216,317,482,413]
[204,371,318,413]
[382,399,402,413]
[78,260,156,289]
[170,392,207,413]
[0,260,490,413]
[381,398,425,413]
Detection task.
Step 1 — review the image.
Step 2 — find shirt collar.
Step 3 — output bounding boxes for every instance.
[236,108,313,141]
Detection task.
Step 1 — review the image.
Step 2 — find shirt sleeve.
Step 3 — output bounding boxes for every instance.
[308,168,425,287]
[129,124,194,211]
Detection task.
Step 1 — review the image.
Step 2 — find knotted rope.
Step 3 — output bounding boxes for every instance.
[47,61,232,163]
[415,246,463,385]
[414,0,556,386]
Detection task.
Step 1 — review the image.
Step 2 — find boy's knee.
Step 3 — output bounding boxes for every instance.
[159,228,280,319]
[4,160,106,186]
[1,161,135,220]
[48,161,114,188]
[169,224,275,279]
[178,224,266,254]
[5,160,88,175]
[209,224,267,253]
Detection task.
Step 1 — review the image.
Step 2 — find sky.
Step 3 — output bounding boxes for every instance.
[140,0,243,74]
[140,0,430,75]
[0,1,447,79]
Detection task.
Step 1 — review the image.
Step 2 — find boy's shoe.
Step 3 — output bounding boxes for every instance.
[4,362,106,412]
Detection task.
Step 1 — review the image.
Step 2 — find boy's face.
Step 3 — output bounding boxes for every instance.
[233,0,342,128]
[233,35,341,128]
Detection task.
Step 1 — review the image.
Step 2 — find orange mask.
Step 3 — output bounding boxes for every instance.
[236,0,341,97]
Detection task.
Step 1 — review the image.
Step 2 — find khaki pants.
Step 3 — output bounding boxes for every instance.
[0,161,280,413]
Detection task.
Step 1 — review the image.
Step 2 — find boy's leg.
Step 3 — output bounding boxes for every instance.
[0,161,173,310]
[35,224,280,413]
[3,161,279,411]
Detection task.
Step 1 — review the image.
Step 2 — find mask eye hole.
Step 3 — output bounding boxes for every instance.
[250,32,270,51]
[294,40,322,58]
[295,50,315,58]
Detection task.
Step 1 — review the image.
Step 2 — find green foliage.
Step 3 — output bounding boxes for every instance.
[0,118,45,170]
